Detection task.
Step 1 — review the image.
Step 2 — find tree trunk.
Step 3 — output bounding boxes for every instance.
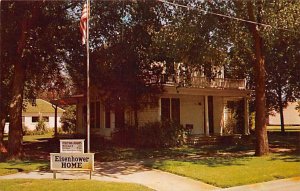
[8,62,26,159]
[0,110,7,153]
[247,1,269,156]
[7,4,40,159]
[278,90,285,133]
[0,66,8,153]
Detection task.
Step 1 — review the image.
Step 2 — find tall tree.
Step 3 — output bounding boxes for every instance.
[264,1,300,133]
[1,1,80,159]
[66,1,164,127]
[5,2,42,159]
[246,0,269,156]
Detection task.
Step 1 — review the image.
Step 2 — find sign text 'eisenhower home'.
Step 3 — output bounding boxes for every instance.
[55,156,90,168]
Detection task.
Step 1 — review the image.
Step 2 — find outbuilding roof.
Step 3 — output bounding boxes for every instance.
[24,99,65,114]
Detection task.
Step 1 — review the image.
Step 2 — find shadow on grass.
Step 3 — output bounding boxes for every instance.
[267,132,300,163]
[147,155,254,169]
[1,160,50,174]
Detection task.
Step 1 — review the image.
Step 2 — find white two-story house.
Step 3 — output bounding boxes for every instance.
[51,64,251,140]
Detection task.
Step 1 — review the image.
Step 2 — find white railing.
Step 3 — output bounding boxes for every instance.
[190,77,246,89]
[162,76,246,89]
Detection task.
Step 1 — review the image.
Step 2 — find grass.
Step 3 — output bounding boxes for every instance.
[3,132,53,142]
[23,132,53,142]
[94,144,254,162]
[94,146,205,161]
[23,132,54,142]
[149,153,300,188]
[0,179,154,191]
[0,161,48,176]
[267,125,300,132]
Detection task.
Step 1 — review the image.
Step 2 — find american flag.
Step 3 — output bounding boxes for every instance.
[80,3,88,45]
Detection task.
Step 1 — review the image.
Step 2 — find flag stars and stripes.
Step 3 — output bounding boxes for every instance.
[80,3,88,45]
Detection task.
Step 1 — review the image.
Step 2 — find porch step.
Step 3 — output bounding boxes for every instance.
[186,134,242,145]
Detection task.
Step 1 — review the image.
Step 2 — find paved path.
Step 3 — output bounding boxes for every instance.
[0,160,217,191]
[1,160,299,191]
[218,177,300,191]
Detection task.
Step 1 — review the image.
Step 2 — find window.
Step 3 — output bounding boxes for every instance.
[105,107,111,129]
[42,116,49,122]
[32,116,39,123]
[161,98,180,123]
[90,102,95,128]
[161,98,170,121]
[22,116,25,123]
[171,98,180,123]
[83,102,101,129]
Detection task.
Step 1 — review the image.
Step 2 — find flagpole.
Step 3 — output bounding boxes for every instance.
[86,0,90,153]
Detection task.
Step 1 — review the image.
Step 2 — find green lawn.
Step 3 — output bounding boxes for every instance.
[3,132,53,142]
[0,179,153,191]
[23,132,54,142]
[0,161,48,176]
[267,125,300,132]
[149,153,300,188]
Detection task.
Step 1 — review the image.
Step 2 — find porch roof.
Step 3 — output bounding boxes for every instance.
[50,94,85,106]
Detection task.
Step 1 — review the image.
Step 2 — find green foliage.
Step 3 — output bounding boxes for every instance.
[1,1,77,100]
[22,119,51,136]
[224,100,245,134]
[83,1,164,111]
[60,106,76,133]
[223,118,235,135]
[137,121,186,148]
[22,124,30,135]
[35,119,47,132]
[0,179,154,191]
[112,121,186,148]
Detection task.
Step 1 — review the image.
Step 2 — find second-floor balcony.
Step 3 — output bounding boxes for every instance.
[162,75,246,90]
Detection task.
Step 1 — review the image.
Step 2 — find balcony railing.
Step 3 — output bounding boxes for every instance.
[162,75,246,90]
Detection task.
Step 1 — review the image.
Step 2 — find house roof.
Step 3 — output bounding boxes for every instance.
[23,99,65,114]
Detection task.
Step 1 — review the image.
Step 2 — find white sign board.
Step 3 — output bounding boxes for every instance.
[50,153,94,171]
[60,139,84,153]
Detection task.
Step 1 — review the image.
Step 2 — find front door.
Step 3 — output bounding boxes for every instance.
[115,107,125,129]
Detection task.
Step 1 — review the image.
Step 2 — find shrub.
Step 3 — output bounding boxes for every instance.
[60,106,76,133]
[112,121,187,148]
[111,124,137,146]
[22,119,51,136]
[36,119,47,132]
[22,124,30,135]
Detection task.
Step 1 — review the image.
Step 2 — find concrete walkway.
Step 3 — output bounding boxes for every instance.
[0,160,217,191]
[1,160,299,191]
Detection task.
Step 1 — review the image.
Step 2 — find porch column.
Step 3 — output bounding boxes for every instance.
[204,95,209,136]
[244,97,250,135]
[54,105,58,137]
